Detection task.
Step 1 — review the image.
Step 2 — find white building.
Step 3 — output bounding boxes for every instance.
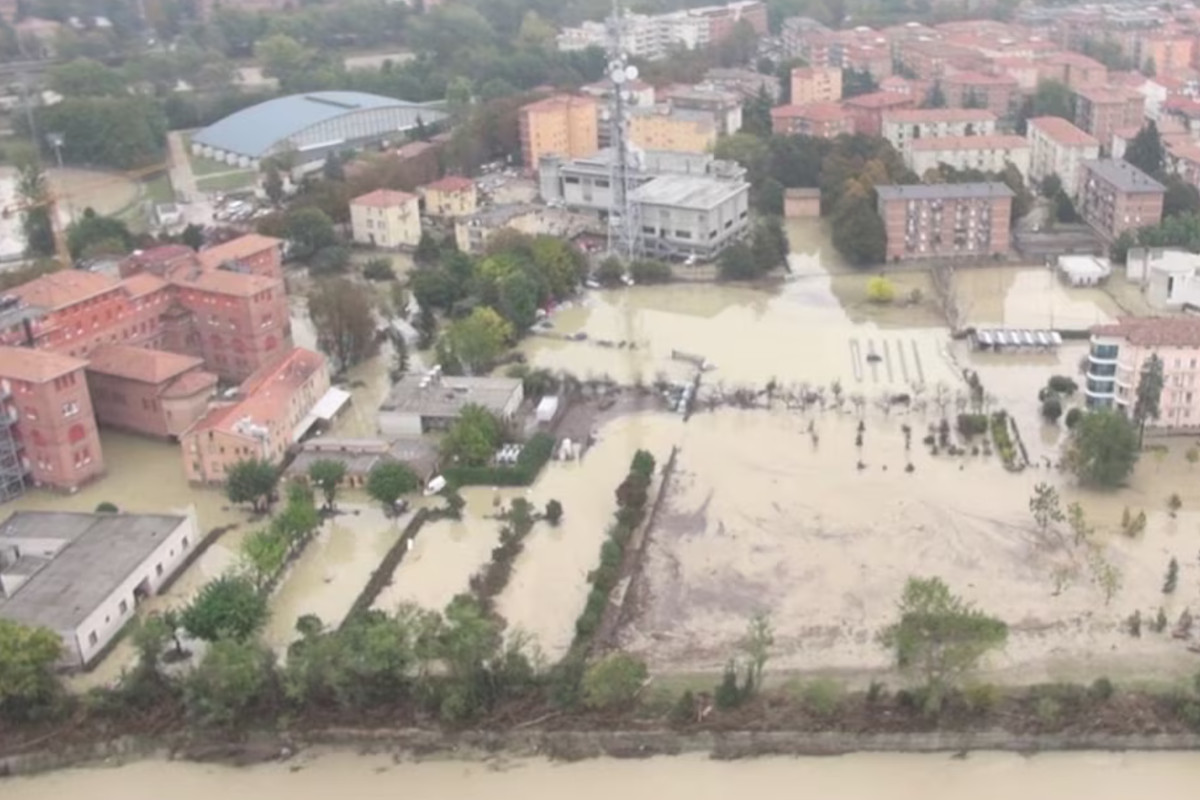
[907,135,1031,181]
[1057,254,1112,287]
[0,509,199,668]
[378,373,524,437]
[1125,248,1200,310]
[882,108,998,159]
[1026,116,1101,197]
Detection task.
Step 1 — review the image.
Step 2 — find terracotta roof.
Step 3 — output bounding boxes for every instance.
[197,234,281,270]
[130,244,193,263]
[0,346,87,383]
[1092,317,1200,348]
[843,91,914,109]
[883,108,996,124]
[11,270,119,311]
[187,348,326,437]
[1042,51,1107,70]
[121,272,169,298]
[771,102,848,121]
[175,269,276,298]
[1075,85,1140,104]
[161,369,218,399]
[909,134,1028,151]
[351,189,417,208]
[944,70,1018,86]
[423,176,474,193]
[521,94,596,113]
[1167,141,1200,164]
[1027,116,1099,147]
[86,344,203,385]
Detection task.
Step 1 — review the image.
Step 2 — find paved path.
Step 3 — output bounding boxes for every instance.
[167,131,199,203]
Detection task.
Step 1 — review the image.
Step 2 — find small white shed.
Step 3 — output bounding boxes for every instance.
[536,396,560,423]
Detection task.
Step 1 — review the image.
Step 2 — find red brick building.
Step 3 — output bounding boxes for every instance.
[1037,52,1108,91]
[942,72,1019,118]
[1074,87,1145,151]
[875,182,1014,262]
[196,234,284,281]
[85,345,217,439]
[0,347,103,491]
[770,102,854,138]
[1077,159,1165,240]
[842,91,916,137]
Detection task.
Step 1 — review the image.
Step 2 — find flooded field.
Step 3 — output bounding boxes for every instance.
[262,504,402,652]
[8,751,1200,800]
[617,408,1200,685]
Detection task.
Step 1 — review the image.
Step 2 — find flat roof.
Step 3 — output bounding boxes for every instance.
[909,135,1029,151]
[380,375,521,419]
[1082,159,1165,193]
[631,174,746,210]
[876,182,1015,201]
[0,511,186,631]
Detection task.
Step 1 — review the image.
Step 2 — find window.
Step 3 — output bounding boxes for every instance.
[62,401,80,417]
[88,631,98,646]
[182,536,190,548]
[155,563,164,577]
[119,600,128,615]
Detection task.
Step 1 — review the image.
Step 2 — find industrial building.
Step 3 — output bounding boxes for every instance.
[0,508,199,668]
[378,374,524,437]
[190,91,446,168]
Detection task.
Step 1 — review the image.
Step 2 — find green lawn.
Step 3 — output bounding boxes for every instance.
[143,173,175,204]
[197,171,257,193]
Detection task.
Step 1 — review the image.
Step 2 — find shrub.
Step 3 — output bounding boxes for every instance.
[582,652,648,709]
[443,432,555,487]
[545,499,563,525]
[866,275,896,304]
[362,258,396,281]
[1048,375,1078,395]
[714,662,742,709]
[629,258,672,284]
[963,682,1000,715]
[800,679,843,718]
[1064,407,1083,429]
[956,413,988,437]
[866,680,888,705]
[1041,396,1063,423]
[94,501,118,513]
[1035,696,1063,727]
[670,690,696,725]
[1088,677,1115,703]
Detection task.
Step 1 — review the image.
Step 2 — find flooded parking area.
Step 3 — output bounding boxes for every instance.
[617,408,1200,685]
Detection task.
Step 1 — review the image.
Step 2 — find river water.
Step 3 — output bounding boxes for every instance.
[6,751,1200,799]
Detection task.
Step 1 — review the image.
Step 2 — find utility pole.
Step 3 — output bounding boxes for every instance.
[605,0,643,265]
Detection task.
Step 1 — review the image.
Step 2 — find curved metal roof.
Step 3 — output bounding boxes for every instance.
[191,91,439,159]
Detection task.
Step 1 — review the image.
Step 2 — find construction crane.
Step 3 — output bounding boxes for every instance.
[2,162,170,268]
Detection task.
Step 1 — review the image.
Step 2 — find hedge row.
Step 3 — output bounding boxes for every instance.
[443,432,556,487]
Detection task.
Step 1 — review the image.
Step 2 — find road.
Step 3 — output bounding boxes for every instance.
[166,131,215,229]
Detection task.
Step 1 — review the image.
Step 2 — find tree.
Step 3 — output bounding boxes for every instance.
[1133,353,1164,445]
[866,276,895,304]
[841,67,878,99]
[442,307,513,374]
[739,613,774,695]
[273,483,321,545]
[594,256,624,287]
[1040,174,1063,199]
[441,404,502,466]
[184,637,274,725]
[255,33,313,88]
[742,84,773,137]
[926,81,946,108]
[1124,122,1164,178]
[718,241,759,280]
[240,528,288,591]
[1028,482,1065,537]
[308,458,347,511]
[0,619,62,719]
[833,197,887,267]
[49,57,127,97]
[545,499,563,525]
[180,575,269,643]
[366,460,420,510]
[363,257,396,282]
[181,224,205,251]
[1064,410,1140,488]
[95,501,118,512]
[1041,395,1063,422]
[263,162,285,205]
[878,577,1008,714]
[308,277,377,372]
[1163,176,1200,219]
[225,458,278,513]
[582,652,648,709]
[16,158,55,259]
[32,97,167,168]
[282,206,338,260]
[65,208,135,258]
[130,614,172,681]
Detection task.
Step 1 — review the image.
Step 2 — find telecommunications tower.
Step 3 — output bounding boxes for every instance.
[605,0,643,262]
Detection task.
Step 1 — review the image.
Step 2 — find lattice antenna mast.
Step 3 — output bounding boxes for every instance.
[606,0,642,263]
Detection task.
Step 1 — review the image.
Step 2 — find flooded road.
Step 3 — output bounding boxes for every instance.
[7,751,1200,800]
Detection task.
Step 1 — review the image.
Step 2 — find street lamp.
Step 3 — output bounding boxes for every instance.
[46,133,64,170]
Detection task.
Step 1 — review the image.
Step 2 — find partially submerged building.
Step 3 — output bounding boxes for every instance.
[0,508,199,668]
[378,373,524,437]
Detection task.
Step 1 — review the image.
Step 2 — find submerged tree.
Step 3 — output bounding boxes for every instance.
[308,458,347,511]
[878,576,1008,714]
[1065,410,1140,488]
[225,458,279,514]
[1132,353,1164,446]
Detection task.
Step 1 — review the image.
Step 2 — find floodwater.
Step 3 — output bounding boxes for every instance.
[262,504,402,652]
[7,751,1200,799]
[0,167,140,258]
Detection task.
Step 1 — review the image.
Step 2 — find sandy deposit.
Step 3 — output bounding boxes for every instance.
[617,408,1200,685]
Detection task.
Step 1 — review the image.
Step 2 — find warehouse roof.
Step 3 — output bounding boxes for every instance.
[0,511,186,630]
[191,91,443,159]
[380,375,522,420]
[631,174,746,209]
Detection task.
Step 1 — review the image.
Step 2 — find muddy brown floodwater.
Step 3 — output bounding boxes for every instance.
[6,751,1200,799]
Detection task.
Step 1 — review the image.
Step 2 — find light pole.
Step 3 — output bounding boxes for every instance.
[45,133,72,225]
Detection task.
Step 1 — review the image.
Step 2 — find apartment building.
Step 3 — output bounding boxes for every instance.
[842,91,916,137]
[0,347,103,491]
[1037,52,1108,91]
[1026,116,1101,196]
[1086,317,1200,429]
[181,348,330,484]
[789,66,842,105]
[907,135,1031,180]
[421,176,477,219]
[518,94,599,169]
[661,85,743,135]
[197,234,283,281]
[875,182,1014,262]
[629,106,718,154]
[1074,87,1145,150]
[557,2,765,60]
[770,102,854,138]
[942,72,1019,118]
[897,39,989,79]
[882,108,997,158]
[1143,31,1195,76]
[350,189,422,249]
[1077,159,1165,240]
[84,345,217,439]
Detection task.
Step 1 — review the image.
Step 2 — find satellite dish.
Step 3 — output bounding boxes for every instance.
[612,69,627,85]
[625,65,639,81]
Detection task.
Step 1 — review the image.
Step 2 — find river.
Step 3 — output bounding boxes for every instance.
[6,751,1200,799]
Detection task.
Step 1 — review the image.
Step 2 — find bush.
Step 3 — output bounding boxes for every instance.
[714,661,743,709]
[629,258,672,284]
[362,258,396,281]
[1064,407,1083,429]
[582,652,648,709]
[94,501,118,513]
[1041,396,1063,423]
[1088,677,1115,703]
[963,682,1000,715]
[1035,696,1063,727]
[1048,375,1078,395]
[956,413,988,437]
[443,432,555,487]
[309,245,351,275]
[670,690,696,725]
[545,499,563,525]
[866,275,896,304]
[800,679,842,718]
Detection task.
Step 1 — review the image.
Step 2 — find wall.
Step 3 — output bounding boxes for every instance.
[351,197,422,249]
[378,410,425,438]
[86,372,175,438]
[70,511,199,667]
[12,367,104,491]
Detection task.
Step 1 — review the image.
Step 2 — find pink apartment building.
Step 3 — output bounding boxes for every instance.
[1087,317,1200,431]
